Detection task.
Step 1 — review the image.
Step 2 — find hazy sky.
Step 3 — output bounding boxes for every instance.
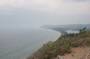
[0,0,90,28]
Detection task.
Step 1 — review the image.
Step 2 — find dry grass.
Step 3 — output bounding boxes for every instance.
[27,30,90,59]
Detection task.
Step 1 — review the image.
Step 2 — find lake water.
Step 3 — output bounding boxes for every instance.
[0,28,60,59]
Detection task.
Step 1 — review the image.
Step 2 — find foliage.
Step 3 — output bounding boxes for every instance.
[28,30,90,59]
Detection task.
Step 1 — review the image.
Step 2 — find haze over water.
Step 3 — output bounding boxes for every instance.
[0,28,60,59]
[0,0,89,59]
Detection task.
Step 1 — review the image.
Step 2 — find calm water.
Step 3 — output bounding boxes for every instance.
[0,28,60,59]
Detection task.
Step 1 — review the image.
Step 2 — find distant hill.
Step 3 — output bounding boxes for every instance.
[42,24,90,33]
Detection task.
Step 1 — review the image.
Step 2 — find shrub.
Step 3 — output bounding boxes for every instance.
[28,30,90,59]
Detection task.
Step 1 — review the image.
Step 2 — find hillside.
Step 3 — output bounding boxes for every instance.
[27,30,90,59]
[42,24,90,33]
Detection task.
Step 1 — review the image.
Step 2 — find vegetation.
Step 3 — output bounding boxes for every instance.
[28,29,90,59]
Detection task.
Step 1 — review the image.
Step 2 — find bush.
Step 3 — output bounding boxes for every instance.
[28,30,90,59]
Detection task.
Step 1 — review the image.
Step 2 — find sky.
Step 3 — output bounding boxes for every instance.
[0,0,90,28]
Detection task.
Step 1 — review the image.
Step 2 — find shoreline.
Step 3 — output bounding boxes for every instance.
[27,30,90,59]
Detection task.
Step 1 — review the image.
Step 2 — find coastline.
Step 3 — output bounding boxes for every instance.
[27,30,90,59]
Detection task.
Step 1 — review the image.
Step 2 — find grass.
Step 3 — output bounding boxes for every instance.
[27,30,90,59]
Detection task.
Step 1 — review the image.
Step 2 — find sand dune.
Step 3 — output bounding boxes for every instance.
[63,47,90,59]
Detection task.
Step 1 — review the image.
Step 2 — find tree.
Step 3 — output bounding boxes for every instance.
[80,27,87,33]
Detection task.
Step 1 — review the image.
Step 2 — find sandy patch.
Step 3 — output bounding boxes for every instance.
[63,47,90,59]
